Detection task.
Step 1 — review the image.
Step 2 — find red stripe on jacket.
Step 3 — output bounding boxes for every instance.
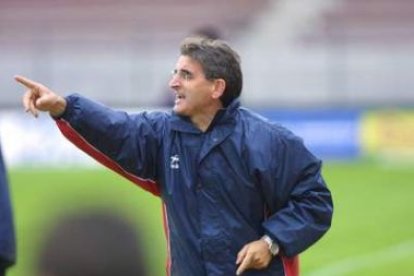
[56,119,160,196]
[282,255,299,276]
[162,203,172,276]
[265,204,299,276]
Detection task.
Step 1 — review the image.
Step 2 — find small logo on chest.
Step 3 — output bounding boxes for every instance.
[170,155,180,169]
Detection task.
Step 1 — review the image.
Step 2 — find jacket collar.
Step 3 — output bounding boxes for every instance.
[170,100,240,133]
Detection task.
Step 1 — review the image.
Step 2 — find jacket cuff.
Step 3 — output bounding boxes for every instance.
[51,94,77,121]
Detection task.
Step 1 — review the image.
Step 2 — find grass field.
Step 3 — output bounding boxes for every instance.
[6,160,414,276]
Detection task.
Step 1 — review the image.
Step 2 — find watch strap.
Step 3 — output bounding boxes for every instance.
[261,234,279,256]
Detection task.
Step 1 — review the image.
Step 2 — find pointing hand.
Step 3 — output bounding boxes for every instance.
[14,75,66,118]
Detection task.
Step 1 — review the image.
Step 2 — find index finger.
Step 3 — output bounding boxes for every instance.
[236,245,248,265]
[14,75,39,89]
[236,254,251,275]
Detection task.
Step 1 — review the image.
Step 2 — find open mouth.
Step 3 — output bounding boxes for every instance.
[175,94,185,103]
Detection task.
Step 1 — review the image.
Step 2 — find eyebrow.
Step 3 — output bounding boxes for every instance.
[174,68,193,75]
[182,69,192,74]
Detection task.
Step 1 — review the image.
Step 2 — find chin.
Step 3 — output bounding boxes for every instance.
[173,105,184,115]
[174,106,193,118]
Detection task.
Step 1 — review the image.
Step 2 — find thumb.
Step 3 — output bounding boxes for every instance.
[36,92,60,109]
[35,95,50,108]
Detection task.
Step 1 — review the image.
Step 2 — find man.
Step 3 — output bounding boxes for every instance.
[0,143,16,276]
[15,36,333,275]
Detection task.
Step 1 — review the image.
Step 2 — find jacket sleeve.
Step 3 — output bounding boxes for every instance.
[261,128,333,257]
[55,94,165,196]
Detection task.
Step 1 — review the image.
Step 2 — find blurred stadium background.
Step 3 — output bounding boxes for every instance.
[1,0,413,275]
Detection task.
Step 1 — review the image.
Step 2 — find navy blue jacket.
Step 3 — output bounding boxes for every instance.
[56,95,333,276]
[0,143,16,273]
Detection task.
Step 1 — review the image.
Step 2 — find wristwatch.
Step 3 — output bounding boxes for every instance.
[262,235,279,256]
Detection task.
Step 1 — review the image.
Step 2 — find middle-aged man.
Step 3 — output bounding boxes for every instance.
[15,36,333,276]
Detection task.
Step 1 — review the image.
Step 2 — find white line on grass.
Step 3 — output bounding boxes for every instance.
[306,239,414,276]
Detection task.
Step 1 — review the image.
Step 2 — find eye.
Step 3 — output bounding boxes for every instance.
[171,69,193,81]
[180,70,192,80]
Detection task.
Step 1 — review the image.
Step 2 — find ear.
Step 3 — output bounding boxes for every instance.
[211,79,226,100]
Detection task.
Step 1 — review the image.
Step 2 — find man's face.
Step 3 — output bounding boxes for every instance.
[169,55,218,117]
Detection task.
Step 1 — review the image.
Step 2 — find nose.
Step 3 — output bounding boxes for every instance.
[169,74,181,90]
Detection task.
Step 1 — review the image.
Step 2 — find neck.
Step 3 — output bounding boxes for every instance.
[192,113,216,132]
[191,102,223,132]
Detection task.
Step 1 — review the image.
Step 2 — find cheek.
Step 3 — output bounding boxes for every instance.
[185,83,213,104]
[192,92,210,106]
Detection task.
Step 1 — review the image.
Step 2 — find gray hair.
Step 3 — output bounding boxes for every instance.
[180,36,243,107]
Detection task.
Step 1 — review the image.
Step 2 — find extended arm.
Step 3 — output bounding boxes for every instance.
[15,75,163,196]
